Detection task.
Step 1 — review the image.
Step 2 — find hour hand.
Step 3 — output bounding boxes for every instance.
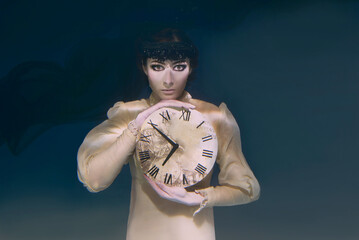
[162,143,179,166]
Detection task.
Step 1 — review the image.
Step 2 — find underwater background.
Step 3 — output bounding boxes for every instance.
[1,0,358,239]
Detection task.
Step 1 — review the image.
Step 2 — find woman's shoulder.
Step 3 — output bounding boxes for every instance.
[190,99,231,118]
[107,98,148,120]
[190,98,219,112]
[190,98,238,133]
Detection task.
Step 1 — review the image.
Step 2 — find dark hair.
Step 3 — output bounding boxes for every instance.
[136,28,198,79]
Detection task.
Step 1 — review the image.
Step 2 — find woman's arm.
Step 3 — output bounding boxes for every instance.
[197,103,260,207]
[77,100,195,192]
[77,101,140,192]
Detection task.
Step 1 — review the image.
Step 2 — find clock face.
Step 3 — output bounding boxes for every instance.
[135,107,218,187]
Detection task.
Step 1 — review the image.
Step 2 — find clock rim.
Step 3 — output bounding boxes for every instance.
[135,107,218,187]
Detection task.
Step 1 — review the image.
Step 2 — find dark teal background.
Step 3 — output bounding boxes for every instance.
[1,0,358,239]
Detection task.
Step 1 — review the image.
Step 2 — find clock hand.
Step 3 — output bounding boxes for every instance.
[162,143,179,166]
[150,124,177,147]
[148,122,179,166]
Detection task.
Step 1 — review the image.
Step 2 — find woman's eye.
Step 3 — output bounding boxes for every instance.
[150,64,165,71]
[173,64,187,71]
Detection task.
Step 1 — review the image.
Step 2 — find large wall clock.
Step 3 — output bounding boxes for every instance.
[135,107,218,187]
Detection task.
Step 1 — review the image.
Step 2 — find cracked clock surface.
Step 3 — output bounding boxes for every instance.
[135,107,218,187]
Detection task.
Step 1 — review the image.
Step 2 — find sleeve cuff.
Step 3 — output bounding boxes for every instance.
[193,187,215,216]
[127,120,139,137]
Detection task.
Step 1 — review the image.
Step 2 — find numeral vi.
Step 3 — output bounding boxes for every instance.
[164,173,173,185]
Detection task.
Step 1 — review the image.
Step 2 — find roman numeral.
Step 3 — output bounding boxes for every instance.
[202,149,213,158]
[139,134,151,143]
[164,173,173,185]
[179,109,191,121]
[147,165,159,178]
[182,174,188,185]
[139,150,150,163]
[202,135,213,142]
[196,121,204,128]
[195,163,207,175]
[159,110,171,122]
[147,120,158,127]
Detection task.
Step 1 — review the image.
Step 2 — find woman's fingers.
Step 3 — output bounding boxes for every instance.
[156,182,187,198]
[135,100,195,127]
[144,174,204,206]
[144,174,171,198]
[158,100,195,110]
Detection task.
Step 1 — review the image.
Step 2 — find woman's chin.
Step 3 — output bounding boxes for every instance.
[158,92,181,100]
[160,95,177,100]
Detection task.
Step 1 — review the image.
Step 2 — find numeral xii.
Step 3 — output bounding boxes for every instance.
[179,109,191,121]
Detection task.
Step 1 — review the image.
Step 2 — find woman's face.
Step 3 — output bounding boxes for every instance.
[143,58,191,100]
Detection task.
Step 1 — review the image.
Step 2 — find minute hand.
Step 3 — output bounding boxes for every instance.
[150,125,177,147]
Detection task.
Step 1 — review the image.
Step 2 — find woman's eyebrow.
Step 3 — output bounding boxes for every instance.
[150,60,164,64]
[172,60,187,64]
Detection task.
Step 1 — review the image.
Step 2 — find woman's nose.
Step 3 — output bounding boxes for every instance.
[163,69,174,87]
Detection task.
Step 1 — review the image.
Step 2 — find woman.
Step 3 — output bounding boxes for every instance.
[77,28,260,240]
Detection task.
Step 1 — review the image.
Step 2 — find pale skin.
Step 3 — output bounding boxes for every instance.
[136,58,205,207]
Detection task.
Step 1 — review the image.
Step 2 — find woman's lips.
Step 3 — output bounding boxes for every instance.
[161,89,175,94]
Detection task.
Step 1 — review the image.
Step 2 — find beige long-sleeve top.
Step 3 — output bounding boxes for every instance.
[77,91,260,240]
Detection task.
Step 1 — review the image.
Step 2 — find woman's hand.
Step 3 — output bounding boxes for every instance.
[144,174,204,206]
[134,100,195,129]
